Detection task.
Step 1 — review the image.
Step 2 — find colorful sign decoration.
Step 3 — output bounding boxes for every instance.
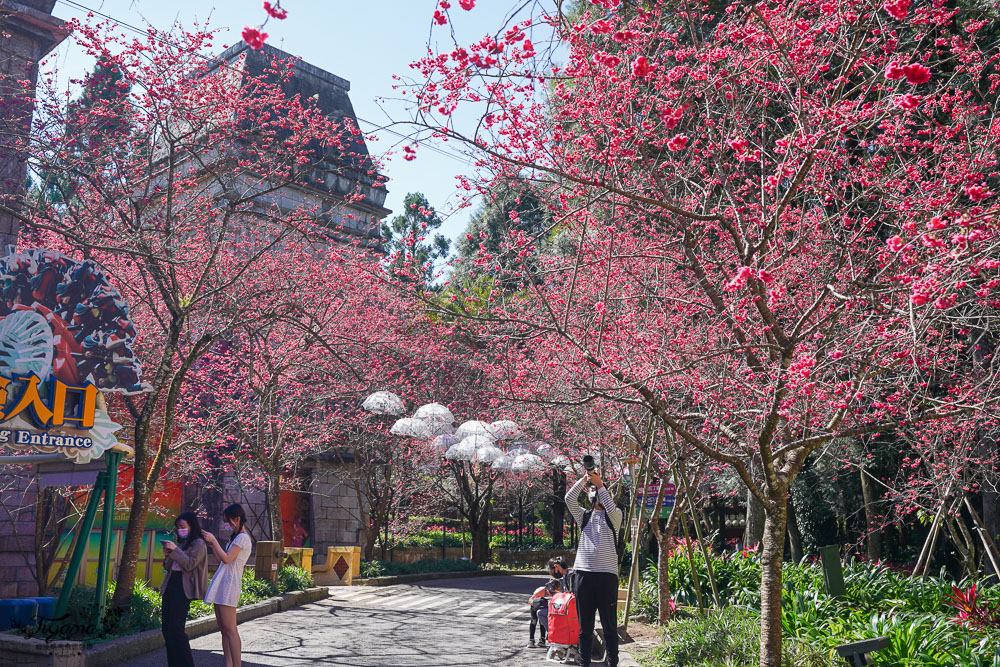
[634,480,676,518]
[0,249,145,461]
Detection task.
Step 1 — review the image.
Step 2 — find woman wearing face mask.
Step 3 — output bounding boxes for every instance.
[203,503,252,667]
[160,512,208,667]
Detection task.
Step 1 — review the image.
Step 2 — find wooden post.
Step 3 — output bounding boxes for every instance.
[963,497,1000,578]
[663,427,721,607]
[910,482,956,580]
[622,430,656,634]
[677,497,706,612]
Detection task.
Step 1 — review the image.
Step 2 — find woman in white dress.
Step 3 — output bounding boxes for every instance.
[203,504,252,667]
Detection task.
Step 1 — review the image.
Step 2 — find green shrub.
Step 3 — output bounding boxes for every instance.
[488,534,554,551]
[633,563,661,620]
[641,606,836,667]
[239,568,278,605]
[642,549,1000,666]
[277,566,314,592]
[387,529,470,549]
[188,599,213,618]
[31,580,166,642]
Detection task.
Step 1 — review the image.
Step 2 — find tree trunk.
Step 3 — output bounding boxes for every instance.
[759,502,787,667]
[859,467,882,561]
[655,496,682,623]
[744,488,765,548]
[552,471,566,548]
[266,473,283,546]
[111,483,151,607]
[470,506,492,564]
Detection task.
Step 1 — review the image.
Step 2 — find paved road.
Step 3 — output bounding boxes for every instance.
[121,575,637,666]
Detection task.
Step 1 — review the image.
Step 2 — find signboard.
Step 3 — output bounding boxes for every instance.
[634,480,676,518]
[0,249,146,462]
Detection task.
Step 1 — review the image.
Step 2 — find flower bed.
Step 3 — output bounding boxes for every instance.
[15,566,314,644]
[634,551,999,666]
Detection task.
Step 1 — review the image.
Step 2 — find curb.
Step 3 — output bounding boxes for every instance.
[83,586,328,667]
[619,648,642,666]
[352,569,547,586]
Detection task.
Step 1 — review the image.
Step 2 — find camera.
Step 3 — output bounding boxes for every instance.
[582,455,596,471]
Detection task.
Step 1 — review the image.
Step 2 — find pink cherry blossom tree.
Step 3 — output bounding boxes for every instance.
[400,2,1000,663]
[13,18,385,607]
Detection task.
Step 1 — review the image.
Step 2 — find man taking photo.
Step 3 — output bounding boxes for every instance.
[566,467,622,667]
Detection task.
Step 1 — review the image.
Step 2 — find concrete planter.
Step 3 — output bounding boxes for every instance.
[0,586,329,667]
[354,569,546,587]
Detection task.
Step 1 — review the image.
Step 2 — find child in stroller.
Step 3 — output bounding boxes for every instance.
[528,578,562,648]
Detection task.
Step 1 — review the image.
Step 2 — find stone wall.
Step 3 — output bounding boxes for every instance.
[0,0,68,246]
[305,462,365,565]
[0,467,39,597]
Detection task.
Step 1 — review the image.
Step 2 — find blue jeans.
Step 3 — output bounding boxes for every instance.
[530,603,548,641]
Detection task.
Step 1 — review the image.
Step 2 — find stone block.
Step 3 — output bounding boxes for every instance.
[17,579,39,597]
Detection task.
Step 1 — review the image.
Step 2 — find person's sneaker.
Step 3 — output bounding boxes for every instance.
[537,639,547,648]
[526,640,536,648]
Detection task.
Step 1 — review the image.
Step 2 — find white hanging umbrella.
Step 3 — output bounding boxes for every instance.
[489,420,522,440]
[459,432,497,448]
[492,453,515,470]
[424,420,456,438]
[473,444,505,463]
[535,443,554,457]
[414,403,455,424]
[511,453,543,472]
[362,391,405,416]
[445,439,477,461]
[390,417,433,440]
[550,455,574,472]
[429,434,459,451]
[455,420,493,439]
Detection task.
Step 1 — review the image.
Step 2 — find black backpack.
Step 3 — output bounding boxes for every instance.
[580,509,625,559]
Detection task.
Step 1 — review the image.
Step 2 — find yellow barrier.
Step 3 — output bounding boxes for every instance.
[312,546,360,586]
[284,547,313,573]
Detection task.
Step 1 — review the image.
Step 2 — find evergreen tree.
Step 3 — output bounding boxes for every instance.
[381,191,450,285]
[454,180,552,288]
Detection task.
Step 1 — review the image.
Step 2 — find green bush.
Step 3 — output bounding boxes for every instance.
[390,529,470,549]
[359,557,481,578]
[637,549,1000,666]
[277,566,314,592]
[28,580,169,642]
[29,566,310,643]
[239,568,278,606]
[488,534,554,551]
[633,563,661,619]
[188,599,213,618]
[641,606,836,667]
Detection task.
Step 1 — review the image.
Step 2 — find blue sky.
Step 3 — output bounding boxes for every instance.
[46,0,530,245]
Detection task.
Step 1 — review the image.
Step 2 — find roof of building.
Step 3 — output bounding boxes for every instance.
[206,42,391,230]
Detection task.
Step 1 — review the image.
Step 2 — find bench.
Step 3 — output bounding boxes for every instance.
[835,637,889,666]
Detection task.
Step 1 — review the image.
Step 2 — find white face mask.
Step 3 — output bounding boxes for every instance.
[176,528,189,539]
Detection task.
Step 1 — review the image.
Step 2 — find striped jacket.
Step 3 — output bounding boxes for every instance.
[565,477,622,574]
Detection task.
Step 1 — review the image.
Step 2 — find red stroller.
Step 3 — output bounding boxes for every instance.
[546,591,607,664]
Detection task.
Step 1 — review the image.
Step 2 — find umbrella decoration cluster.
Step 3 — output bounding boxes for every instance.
[360,392,577,474]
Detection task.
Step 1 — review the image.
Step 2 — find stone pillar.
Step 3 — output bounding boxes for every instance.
[0,1,68,247]
[305,463,365,565]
